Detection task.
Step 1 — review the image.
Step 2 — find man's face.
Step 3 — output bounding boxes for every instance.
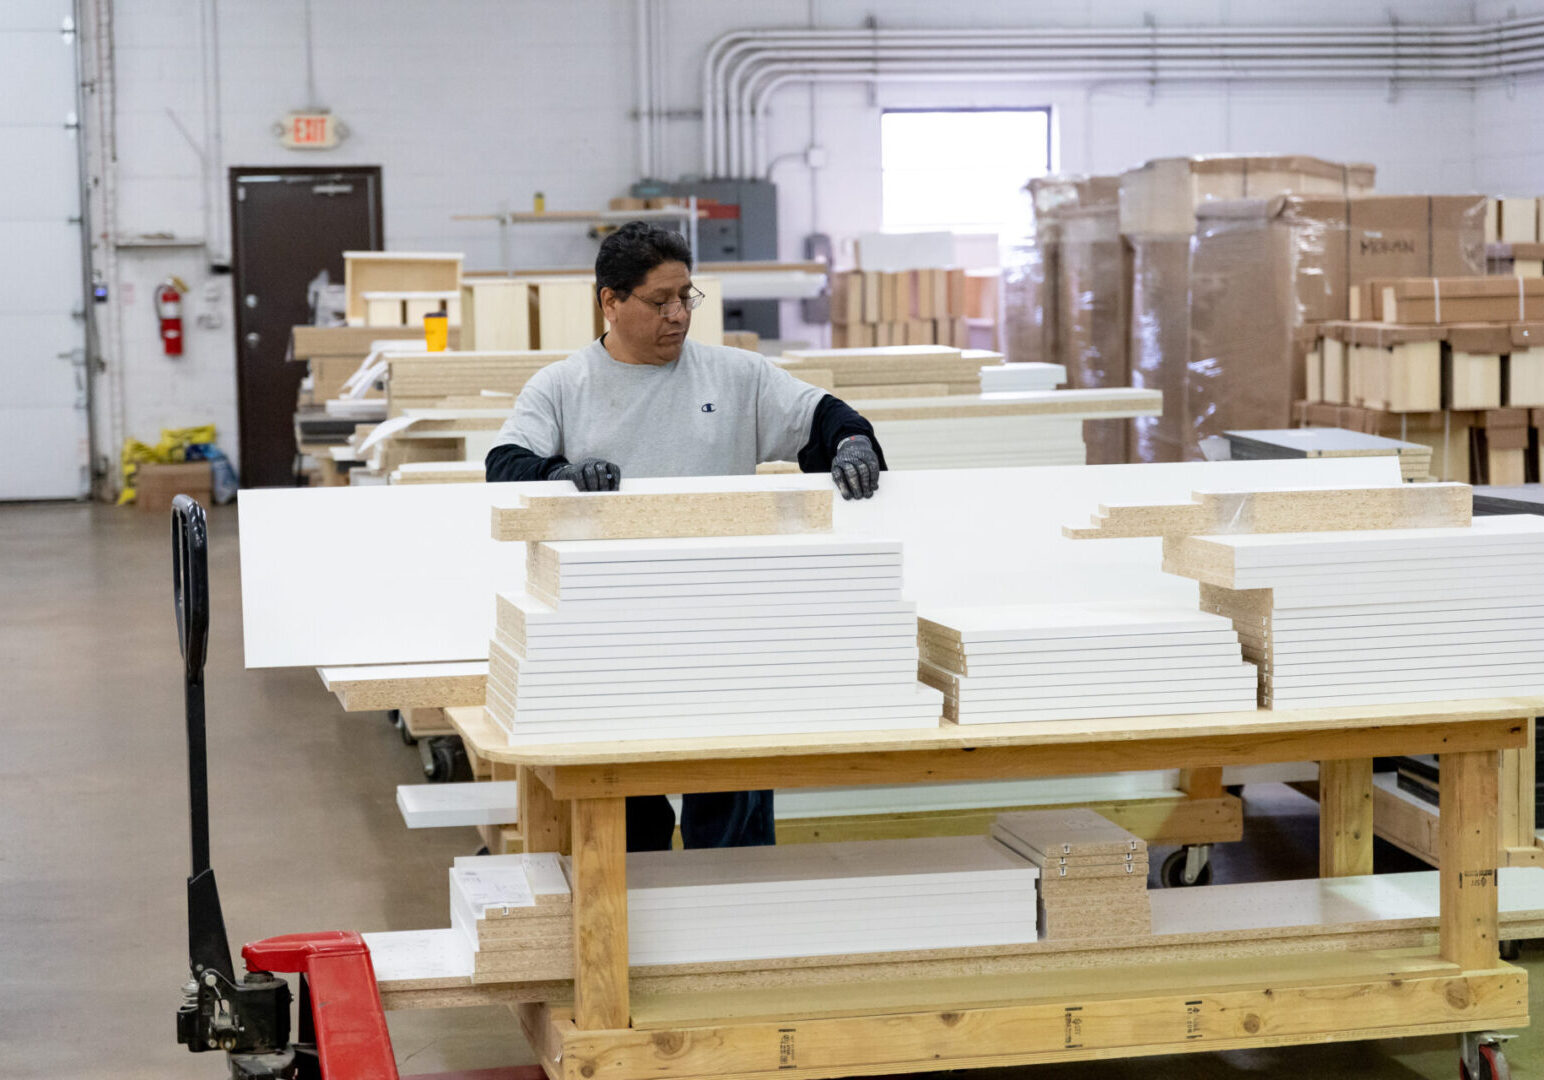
[602,261,693,365]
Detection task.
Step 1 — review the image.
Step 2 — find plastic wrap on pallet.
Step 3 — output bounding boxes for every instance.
[1187,198,1342,450]
[1057,204,1132,464]
[1001,234,1056,366]
[1002,175,1119,369]
[1118,154,1376,236]
[1128,235,1193,462]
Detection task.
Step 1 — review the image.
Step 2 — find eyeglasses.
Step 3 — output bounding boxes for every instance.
[628,287,706,319]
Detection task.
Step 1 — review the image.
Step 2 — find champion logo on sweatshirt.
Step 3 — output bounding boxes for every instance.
[701,403,715,412]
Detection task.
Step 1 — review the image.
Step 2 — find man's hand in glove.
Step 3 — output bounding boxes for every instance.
[831,435,880,500]
[548,458,622,492]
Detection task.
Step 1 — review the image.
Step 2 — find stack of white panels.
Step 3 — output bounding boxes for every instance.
[612,836,1040,965]
[917,602,1258,723]
[448,853,572,981]
[979,362,1067,393]
[876,414,1088,469]
[487,535,943,743]
[1189,516,1544,709]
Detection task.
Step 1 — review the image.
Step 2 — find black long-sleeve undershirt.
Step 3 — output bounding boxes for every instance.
[484,394,885,482]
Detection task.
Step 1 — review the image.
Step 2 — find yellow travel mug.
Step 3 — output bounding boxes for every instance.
[424,311,448,351]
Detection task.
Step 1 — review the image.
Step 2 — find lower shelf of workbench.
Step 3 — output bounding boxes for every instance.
[517,948,1525,1080]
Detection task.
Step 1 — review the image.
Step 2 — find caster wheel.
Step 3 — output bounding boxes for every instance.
[398,716,418,746]
[1499,939,1522,961]
[474,845,490,857]
[1161,848,1213,887]
[1461,1044,1510,1080]
[422,735,473,783]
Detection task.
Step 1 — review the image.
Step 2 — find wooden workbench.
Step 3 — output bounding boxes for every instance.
[450,696,1537,1079]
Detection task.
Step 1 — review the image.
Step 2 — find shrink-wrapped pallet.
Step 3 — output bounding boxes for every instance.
[1057,203,1131,463]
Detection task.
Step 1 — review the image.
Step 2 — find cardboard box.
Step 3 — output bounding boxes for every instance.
[1128,235,1192,460]
[135,462,212,512]
[1376,277,1544,324]
[1058,205,1131,463]
[1119,154,1375,236]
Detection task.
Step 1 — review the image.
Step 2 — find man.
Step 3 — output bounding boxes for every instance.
[485,220,886,853]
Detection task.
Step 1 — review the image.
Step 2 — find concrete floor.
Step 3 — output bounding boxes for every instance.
[0,500,1538,1079]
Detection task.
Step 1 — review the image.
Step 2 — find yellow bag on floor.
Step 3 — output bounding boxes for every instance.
[118,425,219,505]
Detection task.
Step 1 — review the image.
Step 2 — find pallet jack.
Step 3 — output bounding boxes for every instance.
[170,496,539,1080]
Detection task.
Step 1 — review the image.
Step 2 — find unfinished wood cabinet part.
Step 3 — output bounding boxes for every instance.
[490,487,834,542]
[1445,350,1504,410]
[1063,483,1471,540]
[1506,346,1544,407]
[535,279,602,351]
[689,275,724,346]
[1499,197,1540,245]
[1322,337,1347,404]
[344,251,463,324]
[461,280,532,351]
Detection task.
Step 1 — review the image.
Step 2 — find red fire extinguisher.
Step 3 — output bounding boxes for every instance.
[157,276,187,356]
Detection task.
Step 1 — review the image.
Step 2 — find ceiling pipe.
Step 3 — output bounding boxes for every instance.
[635,0,652,179]
[705,16,1544,178]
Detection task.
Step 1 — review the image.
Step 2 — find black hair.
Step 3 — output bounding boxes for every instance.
[595,221,692,305]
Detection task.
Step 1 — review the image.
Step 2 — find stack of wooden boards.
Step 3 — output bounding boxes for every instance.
[485,534,942,743]
[384,351,568,416]
[615,836,1040,965]
[992,810,1153,940]
[449,853,572,982]
[458,275,725,351]
[917,602,1258,723]
[777,344,1001,398]
[1069,482,1544,708]
[828,267,973,349]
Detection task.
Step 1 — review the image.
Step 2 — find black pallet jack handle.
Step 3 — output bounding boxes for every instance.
[172,495,235,985]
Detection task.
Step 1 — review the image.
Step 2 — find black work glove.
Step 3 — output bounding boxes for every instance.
[547,458,621,491]
[831,435,879,500]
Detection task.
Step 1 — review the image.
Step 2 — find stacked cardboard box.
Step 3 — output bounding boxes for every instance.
[828,267,970,349]
[991,809,1152,940]
[1183,196,1486,459]
[1003,175,1120,373]
[1124,156,1375,463]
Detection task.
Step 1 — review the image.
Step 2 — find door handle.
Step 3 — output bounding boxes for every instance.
[245,332,261,348]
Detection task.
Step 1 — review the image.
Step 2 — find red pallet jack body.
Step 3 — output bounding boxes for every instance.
[170,496,537,1080]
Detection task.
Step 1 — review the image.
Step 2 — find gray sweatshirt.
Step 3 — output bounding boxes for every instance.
[490,337,824,477]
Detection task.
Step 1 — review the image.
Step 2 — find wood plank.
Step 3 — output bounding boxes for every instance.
[491,488,833,542]
[1440,749,1501,969]
[1065,483,1471,541]
[531,716,1527,800]
[545,958,1524,1080]
[1177,767,1224,800]
[517,764,570,855]
[571,797,629,1030]
[1318,758,1374,877]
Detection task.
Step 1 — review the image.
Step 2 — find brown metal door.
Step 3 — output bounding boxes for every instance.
[229,167,382,487]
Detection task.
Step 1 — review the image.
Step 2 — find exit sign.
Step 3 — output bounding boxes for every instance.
[279,112,342,149]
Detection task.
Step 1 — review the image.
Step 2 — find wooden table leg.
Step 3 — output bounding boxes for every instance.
[517,764,571,854]
[1178,767,1224,800]
[571,796,629,1030]
[1439,749,1500,969]
[1318,758,1373,878]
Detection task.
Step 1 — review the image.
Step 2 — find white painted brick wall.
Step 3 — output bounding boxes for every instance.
[91,0,1535,479]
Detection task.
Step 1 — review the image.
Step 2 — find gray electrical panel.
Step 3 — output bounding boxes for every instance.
[667,179,780,340]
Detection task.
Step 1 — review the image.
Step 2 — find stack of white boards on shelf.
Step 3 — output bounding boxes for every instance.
[486,534,943,743]
[992,809,1153,940]
[979,362,1067,393]
[854,388,1162,471]
[609,836,1041,965]
[1183,514,1544,708]
[449,853,573,982]
[916,602,1258,723]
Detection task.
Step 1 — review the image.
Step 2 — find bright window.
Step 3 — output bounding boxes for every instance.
[880,109,1052,233]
